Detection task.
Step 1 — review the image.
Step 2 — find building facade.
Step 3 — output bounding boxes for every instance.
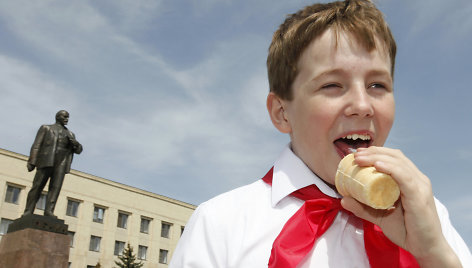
[0,148,196,267]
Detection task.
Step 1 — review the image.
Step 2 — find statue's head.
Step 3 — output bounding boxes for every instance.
[55,110,69,126]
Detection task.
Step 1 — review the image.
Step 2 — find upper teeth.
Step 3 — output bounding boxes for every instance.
[343,134,371,140]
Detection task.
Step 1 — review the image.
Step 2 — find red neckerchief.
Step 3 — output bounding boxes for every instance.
[262,167,419,268]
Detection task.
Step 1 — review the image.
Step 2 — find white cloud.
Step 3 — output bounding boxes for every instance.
[189,0,231,16]
[0,1,107,63]
[92,0,164,32]
[444,4,472,38]
[0,54,80,123]
[401,0,472,39]
[239,73,271,126]
[0,0,168,75]
[0,0,279,177]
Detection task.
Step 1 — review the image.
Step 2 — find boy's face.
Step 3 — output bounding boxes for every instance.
[274,29,395,185]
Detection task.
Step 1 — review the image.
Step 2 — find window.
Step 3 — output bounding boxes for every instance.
[36,193,47,210]
[66,199,80,217]
[68,231,75,247]
[117,212,129,229]
[138,245,147,260]
[93,206,105,223]
[89,235,101,252]
[161,222,171,238]
[114,241,125,256]
[5,185,21,204]
[140,218,151,234]
[0,218,14,235]
[159,249,168,264]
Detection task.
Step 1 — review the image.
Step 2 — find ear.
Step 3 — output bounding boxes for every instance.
[267,92,291,134]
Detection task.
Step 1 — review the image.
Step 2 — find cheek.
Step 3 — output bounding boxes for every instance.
[310,101,342,134]
[383,98,395,125]
[376,99,395,142]
[289,97,341,150]
[300,105,340,154]
[289,105,320,141]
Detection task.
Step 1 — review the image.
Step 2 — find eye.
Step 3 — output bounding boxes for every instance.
[368,82,391,92]
[321,83,342,90]
[369,83,385,89]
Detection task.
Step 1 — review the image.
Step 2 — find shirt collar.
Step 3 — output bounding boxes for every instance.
[271,144,341,207]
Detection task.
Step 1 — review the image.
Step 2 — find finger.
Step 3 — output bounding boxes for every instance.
[354,148,402,167]
[356,146,401,157]
[354,150,427,192]
[373,159,432,201]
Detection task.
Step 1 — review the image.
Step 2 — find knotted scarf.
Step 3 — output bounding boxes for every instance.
[262,167,419,268]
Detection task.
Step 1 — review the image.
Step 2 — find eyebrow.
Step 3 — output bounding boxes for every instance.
[366,69,393,83]
[312,69,347,81]
[312,68,392,83]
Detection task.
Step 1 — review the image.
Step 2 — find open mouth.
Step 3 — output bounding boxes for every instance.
[334,133,372,158]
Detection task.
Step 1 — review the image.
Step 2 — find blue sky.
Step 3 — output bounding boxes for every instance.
[1,0,471,247]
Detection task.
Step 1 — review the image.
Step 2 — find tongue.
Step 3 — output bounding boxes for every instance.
[334,139,370,157]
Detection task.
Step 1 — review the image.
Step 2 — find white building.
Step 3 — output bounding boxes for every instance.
[0,148,196,267]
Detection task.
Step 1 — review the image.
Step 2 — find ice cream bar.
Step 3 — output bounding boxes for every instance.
[335,153,400,209]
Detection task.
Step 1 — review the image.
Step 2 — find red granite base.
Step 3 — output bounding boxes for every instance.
[0,228,70,268]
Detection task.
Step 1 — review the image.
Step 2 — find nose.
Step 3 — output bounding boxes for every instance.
[344,85,374,117]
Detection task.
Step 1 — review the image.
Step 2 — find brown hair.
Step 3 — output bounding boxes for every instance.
[267,0,396,100]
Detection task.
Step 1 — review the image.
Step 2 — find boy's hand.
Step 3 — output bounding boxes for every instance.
[340,146,461,268]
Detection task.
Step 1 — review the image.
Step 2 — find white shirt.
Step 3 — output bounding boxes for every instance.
[170,146,472,267]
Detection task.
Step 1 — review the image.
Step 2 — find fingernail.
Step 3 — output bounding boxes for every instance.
[355,150,366,156]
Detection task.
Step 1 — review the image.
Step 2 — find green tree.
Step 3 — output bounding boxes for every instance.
[114,243,144,268]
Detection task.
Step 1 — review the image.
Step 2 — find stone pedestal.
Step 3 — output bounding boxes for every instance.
[0,215,70,268]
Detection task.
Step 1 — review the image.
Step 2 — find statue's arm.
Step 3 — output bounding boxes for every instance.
[28,125,47,170]
[68,132,83,154]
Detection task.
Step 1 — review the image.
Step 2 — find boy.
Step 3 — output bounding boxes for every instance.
[170,1,471,267]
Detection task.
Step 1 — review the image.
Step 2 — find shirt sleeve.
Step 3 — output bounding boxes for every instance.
[169,201,227,268]
[435,198,472,267]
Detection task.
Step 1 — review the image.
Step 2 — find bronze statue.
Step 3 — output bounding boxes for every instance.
[23,110,83,217]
